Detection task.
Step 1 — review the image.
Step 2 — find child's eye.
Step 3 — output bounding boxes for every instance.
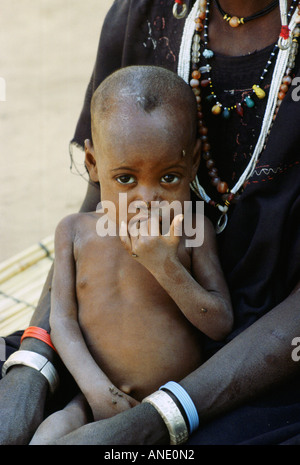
[161,174,180,184]
[116,175,135,185]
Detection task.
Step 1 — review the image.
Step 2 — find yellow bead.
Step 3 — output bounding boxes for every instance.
[252,85,266,99]
[212,104,222,115]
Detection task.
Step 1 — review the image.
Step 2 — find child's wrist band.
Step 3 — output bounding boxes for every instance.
[21,326,57,352]
[160,381,199,434]
[142,390,189,445]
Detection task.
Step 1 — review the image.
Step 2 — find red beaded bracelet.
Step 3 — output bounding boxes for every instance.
[21,326,57,352]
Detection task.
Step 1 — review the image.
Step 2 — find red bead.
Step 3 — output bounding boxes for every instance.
[199,126,208,135]
[278,91,286,100]
[200,79,210,87]
[280,84,289,93]
[236,103,244,117]
[217,182,228,194]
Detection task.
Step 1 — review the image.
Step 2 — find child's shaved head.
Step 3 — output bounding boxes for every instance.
[90,65,198,149]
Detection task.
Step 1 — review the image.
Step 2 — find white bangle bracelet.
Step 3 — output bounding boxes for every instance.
[142,390,189,445]
[2,350,59,394]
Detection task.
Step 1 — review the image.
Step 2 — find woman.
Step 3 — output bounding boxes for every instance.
[1,0,300,445]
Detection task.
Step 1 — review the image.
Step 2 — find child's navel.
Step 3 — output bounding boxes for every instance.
[78,277,88,289]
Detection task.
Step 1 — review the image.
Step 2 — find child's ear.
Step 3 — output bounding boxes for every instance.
[84,139,99,182]
[191,138,201,180]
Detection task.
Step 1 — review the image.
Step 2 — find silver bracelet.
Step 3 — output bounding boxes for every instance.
[142,390,189,445]
[2,350,59,394]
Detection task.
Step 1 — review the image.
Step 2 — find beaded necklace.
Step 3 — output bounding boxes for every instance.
[201,0,298,119]
[214,0,280,28]
[177,0,300,233]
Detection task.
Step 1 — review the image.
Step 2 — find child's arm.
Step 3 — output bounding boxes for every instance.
[50,215,138,419]
[120,215,233,341]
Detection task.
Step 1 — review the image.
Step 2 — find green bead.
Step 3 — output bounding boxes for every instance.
[206,94,215,103]
[222,108,230,119]
[245,96,255,108]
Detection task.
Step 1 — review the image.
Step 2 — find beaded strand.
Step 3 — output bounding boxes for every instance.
[200,0,298,119]
[184,0,300,232]
[214,0,280,28]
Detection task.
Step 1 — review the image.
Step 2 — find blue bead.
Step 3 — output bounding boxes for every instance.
[222,108,230,119]
[245,96,255,108]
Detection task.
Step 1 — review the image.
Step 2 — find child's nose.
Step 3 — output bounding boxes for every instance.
[135,187,161,206]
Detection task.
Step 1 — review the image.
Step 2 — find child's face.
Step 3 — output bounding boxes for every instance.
[86,104,200,227]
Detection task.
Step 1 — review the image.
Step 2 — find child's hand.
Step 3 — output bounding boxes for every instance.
[88,385,139,421]
[119,214,184,272]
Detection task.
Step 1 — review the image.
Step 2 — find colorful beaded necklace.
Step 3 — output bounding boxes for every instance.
[177,0,300,233]
[201,0,298,119]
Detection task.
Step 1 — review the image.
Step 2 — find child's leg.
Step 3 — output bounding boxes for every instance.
[29,393,91,445]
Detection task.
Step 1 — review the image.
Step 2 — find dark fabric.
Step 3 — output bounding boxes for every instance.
[44,0,300,444]
[0,331,23,379]
[187,373,300,445]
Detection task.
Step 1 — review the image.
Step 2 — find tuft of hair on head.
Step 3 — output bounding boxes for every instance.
[91,65,198,145]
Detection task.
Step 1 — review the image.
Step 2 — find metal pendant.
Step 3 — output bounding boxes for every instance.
[216,213,228,235]
[173,2,188,19]
[278,36,292,50]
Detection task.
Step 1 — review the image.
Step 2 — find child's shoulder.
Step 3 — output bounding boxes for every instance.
[54,211,98,241]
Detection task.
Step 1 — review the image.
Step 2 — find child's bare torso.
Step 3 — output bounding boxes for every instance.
[73,212,202,401]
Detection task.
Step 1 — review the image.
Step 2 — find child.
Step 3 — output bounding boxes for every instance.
[30,65,233,444]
